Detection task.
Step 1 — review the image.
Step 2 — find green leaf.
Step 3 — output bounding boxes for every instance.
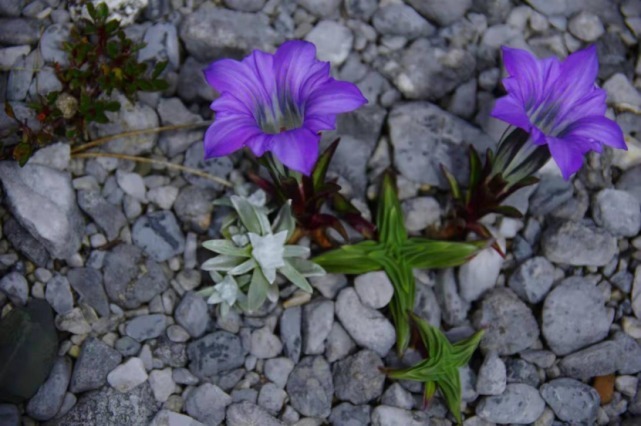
[231,196,266,235]
[279,260,313,293]
[86,2,97,20]
[440,164,461,201]
[201,255,244,272]
[286,257,325,277]
[377,172,406,247]
[202,240,251,257]
[313,241,383,275]
[283,245,310,258]
[4,102,15,120]
[312,138,340,191]
[401,238,484,270]
[247,268,269,311]
[152,60,168,79]
[490,205,523,219]
[272,201,295,240]
[229,258,257,276]
[13,143,33,167]
[96,2,109,20]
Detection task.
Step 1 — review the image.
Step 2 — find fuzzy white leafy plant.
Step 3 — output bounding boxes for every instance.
[198,194,325,314]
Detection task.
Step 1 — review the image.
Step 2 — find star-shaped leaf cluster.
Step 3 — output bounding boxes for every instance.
[384,314,484,425]
[313,172,485,353]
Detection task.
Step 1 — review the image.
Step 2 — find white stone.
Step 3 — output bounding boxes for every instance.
[304,20,353,66]
[107,357,148,392]
[116,170,146,201]
[354,271,394,309]
[149,410,204,426]
[149,368,176,402]
[458,238,505,303]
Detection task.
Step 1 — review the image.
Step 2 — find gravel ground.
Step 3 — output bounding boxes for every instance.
[1,0,641,425]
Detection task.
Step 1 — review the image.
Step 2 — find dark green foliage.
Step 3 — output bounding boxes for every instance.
[250,139,376,248]
[436,129,549,254]
[314,172,484,353]
[0,299,58,403]
[4,1,168,165]
[384,314,484,425]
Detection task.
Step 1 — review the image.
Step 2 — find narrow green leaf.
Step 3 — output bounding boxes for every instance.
[152,60,168,79]
[272,201,296,240]
[201,255,243,272]
[283,245,310,258]
[202,240,251,257]
[440,164,461,201]
[313,241,383,275]
[228,258,257,275]
[490,205,523,218]
[280,260,313,293]
[286,257,325,277]
[402,238,484,270]
[312,138,340,191]
[377,172,407,246]
[230,196,264,235]
[247,268,269,311]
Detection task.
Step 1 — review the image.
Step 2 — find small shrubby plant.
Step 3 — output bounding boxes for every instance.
[4,1,168,165]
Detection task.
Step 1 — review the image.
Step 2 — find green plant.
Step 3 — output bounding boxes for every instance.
[4,1,168,165]
[198,194,326,314]
[383,314,484,425]
[314,172,485,354]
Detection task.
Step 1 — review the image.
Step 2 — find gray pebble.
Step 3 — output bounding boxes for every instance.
[69,337,122,393]
[286,356,333,418]
[302,299,334,355]
[541,378,600,423]
[508,256,555,304]
[476,384,545,424]
[185,383,231,426]
[125,314,168,342]
[0,272,28,305]
[175,292,209,338]
[333,350,385,405]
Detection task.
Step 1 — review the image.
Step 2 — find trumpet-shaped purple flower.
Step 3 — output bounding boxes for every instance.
[203,40,367,175]
[492,45,626,179]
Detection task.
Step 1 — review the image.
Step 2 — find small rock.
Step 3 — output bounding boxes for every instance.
[187,331,246,377]
[77,190,127,241]
[26,357,72,421]
[402,197,441,232]
[542,276,612,355]
[149,410,204,426]
[335,288,396,357]
[371,405,430,426]
[296,0,340,17]
[173,368,199,386]
[592,189,641,237]
[344,0,378,20]
[224,0,266,12]
[286,356,333,418]
[333,350,385,404]
[0,404,20,426]
[372,4,435,39]
[520,349,556,369]
[132,211,186,262]
[45,275,74,315]
[280,306,302,363]
[125,314,168,341]
[459,241,504,302]
[330,403,371,426]
[67,267,109,317]
[325,322,357,363]
[540,378,600,424]
[0,272,28,306]
[435,268,470,326]
[226,401,283,426]
[407,0,472,26]
[70,338,122,393]
[304,21,353,66]
[28,142,70,171]
[258,383,286,414]
[508,256,555,304]
[505,358,539,387]
[302,299,334,355]
[473,288,540,355]
[175,292,209,338]
[476,384,545,424]
[174,186,215,233]
[183,142,234,191]
[115,336,141,357]
[147,186,179,210]
[476,352,507,395]
[250,327,282,359]
[264,357,294,388]
[354,271,394,309]
[55,308,91,334]
[568,11,605,42]
[185,383,231,426]
[107,357,148,393]
[381,383,414,410]
[0,163,83,259]
[603,73,641,111]
[541,220,618,267]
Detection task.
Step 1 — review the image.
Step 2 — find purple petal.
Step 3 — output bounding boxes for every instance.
[245,133,272,157]
[269,127,320,175]
[204,57,271,111]
[547,136,587,180]
[305,80,368,116]
[273,41,324,105]
[242,49,276,97]
[561,116,627,150]
[553,87,607,130]
[204,115,262,158]
[491,94,532,130]
[501,47,544,105]
[304,113,337,133]
[210,92,254,116]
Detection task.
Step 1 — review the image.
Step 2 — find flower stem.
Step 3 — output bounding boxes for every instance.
[70,121,210,154]
[71,152,233,187]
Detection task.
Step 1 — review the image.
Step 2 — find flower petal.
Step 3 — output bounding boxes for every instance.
[305,80,368,116]
[304,113,337,133]
[501,47,544,106]
[269,127,320,175]
[204,115,262,157]
[491,94,532,130]
[547,136,587,180]
[245,133,273,157]
[273,40,323,105]
[561,116,627,150]
[204,56,271,111]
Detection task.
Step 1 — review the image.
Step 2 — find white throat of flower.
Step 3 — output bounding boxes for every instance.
[249,231,288,284]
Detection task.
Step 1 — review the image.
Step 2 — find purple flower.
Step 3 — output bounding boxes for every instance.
[492,45,626,179]
[203,40,367,175]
